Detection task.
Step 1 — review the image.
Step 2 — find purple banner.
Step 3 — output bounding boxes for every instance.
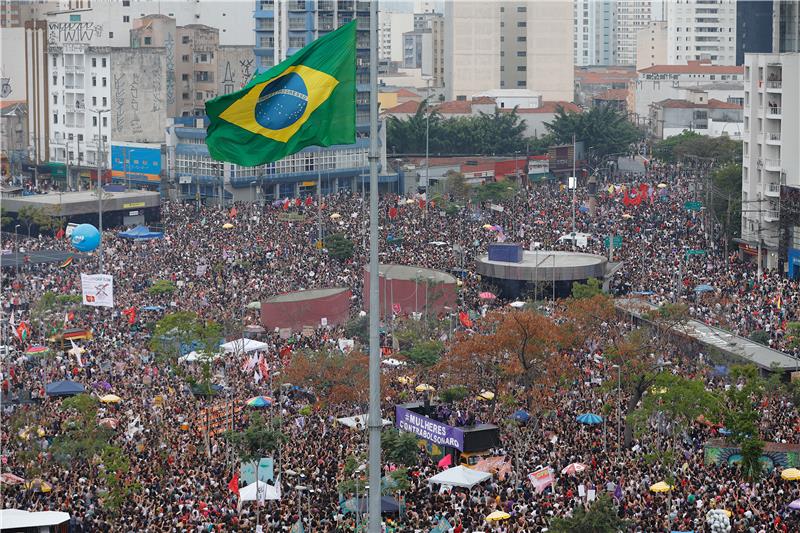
[395,405,464,451]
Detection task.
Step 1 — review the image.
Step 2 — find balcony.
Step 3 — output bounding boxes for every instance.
[256,20,274,31]
[318,17,334,31]
[766,106,782,118]
[356,0,370,11]
[765,80,782,92]
[765,182,781,197]
[763,158,781,171]
[288,18,307,31]
[765,132,781,145]
[318,0,334,11]
[764,209,780,222]
[287,1,306,11]
[338,1,354,11]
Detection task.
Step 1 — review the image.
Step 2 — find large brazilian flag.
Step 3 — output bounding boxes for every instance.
[205,20,356,166]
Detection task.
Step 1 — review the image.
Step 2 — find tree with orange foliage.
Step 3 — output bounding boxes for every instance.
[284,348,369,405]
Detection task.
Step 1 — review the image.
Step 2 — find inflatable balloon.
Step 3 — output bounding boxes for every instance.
[70,224,101,252]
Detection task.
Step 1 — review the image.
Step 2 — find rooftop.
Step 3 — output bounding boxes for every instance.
[594,89,629,101]
[653,98,742,110]
[639,60,743,75]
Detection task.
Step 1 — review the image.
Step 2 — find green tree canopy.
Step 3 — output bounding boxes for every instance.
[545,105,641,159]
[653,131,742,164]
[549,494,628,533]
[325,233,354,261]
[382,428,420,467]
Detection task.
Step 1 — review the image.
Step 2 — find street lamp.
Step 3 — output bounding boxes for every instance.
[124,147,138,191]
[14,224,20,278]
[90,108,110,273]
[612,363,621,449]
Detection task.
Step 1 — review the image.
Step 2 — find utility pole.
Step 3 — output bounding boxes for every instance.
[317,165,322,246]
[91,108,110,273]
[367,2,382,531]
[571,133,577,250]
[64,139,71,190]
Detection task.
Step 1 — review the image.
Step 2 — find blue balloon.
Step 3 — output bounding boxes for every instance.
[70,224,101,252]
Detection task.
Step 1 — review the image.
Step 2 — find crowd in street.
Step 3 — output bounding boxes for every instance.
[1,159,799,532]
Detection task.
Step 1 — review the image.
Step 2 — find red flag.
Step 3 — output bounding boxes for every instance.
[283,199,290,210]
[258,355,269,380]
[229,206,238,219]
[15,322,31,341]
[55,227,65,239]
[418,199,426,209]
[458,312,473,329]
[280,345,292,359]
[392,303,401,314]
[305,196,313,206]
[122,307,137,325]
[227,472,239,496]
[438,454,452,469]
[295,197,302,207]
[388,207,398,219]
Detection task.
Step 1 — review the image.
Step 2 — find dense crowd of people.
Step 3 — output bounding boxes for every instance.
[1,158,799,532]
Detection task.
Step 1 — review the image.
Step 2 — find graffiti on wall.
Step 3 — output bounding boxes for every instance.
[111,51,166,143]
[217,49,255,95]
[48,22,102,44]
[164,33,175,107]
[0,77,11,98]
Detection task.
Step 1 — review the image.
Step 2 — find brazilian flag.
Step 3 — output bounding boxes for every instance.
[205,20,356,166]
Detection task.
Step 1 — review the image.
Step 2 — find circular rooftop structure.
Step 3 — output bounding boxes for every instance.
[363,264,458,317]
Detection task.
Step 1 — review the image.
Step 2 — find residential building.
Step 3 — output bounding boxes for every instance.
[736,0,774,65]
[632,60,744,119]
[46,0,253,47]
[524,0,574,101]
[593,89,630,112]
[574,0,615,67]
[379,11,414,64]
[666,0,737,65]
[740,52,800,272]
[0,0,56,28]
[615,0,653,66]
[647,92,743,139]
[402,11,443,86]
[500,1,529,90]
[1,101,27,175]
[636,20,667,71]
[444,0,501,100]
[574,66,637,107]
[773,0,800,53]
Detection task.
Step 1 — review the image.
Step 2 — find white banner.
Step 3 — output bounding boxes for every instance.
[81,274,114,307]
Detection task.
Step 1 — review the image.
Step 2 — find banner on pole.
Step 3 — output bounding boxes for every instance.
[528,467,554,494]
[81,274,114,307]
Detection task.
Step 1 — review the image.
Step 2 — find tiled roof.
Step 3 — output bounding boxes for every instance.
[514,101,580,114]
[396,88,420,97]
[639,60,743,75]
[653,98,742,110]
[383,100,421,113]
[594,89,629,101]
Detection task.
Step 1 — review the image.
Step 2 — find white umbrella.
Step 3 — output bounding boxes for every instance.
[509,301,525,308]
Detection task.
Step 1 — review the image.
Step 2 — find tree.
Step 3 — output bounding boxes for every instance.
[148,279,177,295]
[549,495,628,533]
[17,206,55,237]
[545,105,641,159]
[224,412,287,463]
[724,365,765,480]
[473,181,519,203]
[382,428,420,467]
[401,340,443,367]
[149,311,222,365]
[711,164,742,246]
[653,131,742,164]
[50,394,110,465]
[325,233,354,261]
[440,386,470,404]
[284,348,369,405]
[442,170,471,202]
[571,278,603,299]
[0,206,13,227]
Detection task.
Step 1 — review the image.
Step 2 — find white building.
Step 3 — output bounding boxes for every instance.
[636,20,667,70]
[740,52,800,272]
[666,0,737,65]
[444,0,501,100]
[379,11,414,63]
[574,0,615,67]
[632,60,743,119]
[615,0,653,66]
[525,0,574,101]
[47,0,253,47]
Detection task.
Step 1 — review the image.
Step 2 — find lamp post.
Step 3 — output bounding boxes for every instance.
[124,147,138,191]
[612,364,621,449]
[14,224,20,278]
[90,108,110,273]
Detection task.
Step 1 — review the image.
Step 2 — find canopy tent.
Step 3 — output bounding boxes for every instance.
[221,338,270,354]
[0,509,70,529]
[428,465,492,488]
[337,414,392,429]
[178,351,221,363]
[45,380,86,397]
[239,480,281,502]
[119,225,163,240]
[345,495,400,514]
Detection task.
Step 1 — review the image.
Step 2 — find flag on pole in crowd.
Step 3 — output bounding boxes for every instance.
[613,482,623,502]
[289,519,304,533]
[55,227,65,239]
[430,516,452,533]
[122,307,137,325]
[458,311,473,329]
[388,206,398,219]
[228,472,240,496]
[15,322,31,342]
[258,355,269,380]
[59,256,73,268]
[205,21,355,166]
[229,206,238,219]
[305,196,313,206]
[529,467,555,494]
[437,454,452,469]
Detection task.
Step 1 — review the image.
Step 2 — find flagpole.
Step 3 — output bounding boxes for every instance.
[367,0,382,531]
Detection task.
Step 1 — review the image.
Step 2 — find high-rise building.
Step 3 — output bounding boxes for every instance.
[666,0,737,65]
[773,0,800,53]
[0,0,56,28]
[402,11,443,86]
[574,0,615,67]
[736,0,774,65]
[615,0,653,66]
[444,0,501,100]
[740,52,800,272]
[636,20,667,70]
[379,11,414,64]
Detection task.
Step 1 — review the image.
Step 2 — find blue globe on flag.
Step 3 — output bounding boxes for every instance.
[70,224,101,252]
[254,72,309,130]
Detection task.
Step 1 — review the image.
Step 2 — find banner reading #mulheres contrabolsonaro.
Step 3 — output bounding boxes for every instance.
[395,405,464,451]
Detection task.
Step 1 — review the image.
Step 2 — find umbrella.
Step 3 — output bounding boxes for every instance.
[649,481,672,493]
[478,390,495,401]
[396,376,412,385]
[789,498,800,510]
[511,409,530,423]
[246,396,273,408]
[485,510,511,522]
[98,417,119,429]
[657,183,668,188]
[246,301,261,310]
[99,394,122,404]
[781,468,800,480]
[561,462,588,476]
[621,213,634,219]
[415,384,435,392]
[509,301,525,308]
[25,478,52,493]
[25,345,49,355]
[93,380,112,391]
[222,223,234,229]
[482,224,493,229]
[0,472,25,484]
[330,213,342,219]
[576,413,603,425]
[718,427,732,436]
[479,292,496,300]
[245,325,266,333]
[694,284,714,293]
[140,305,166,311]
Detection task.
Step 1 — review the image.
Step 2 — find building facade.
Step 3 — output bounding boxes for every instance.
[444,0,501,100]
[740,52,800,272]
[647,92,743,139]
[401,11,443,85]
[574,0,615,67]
[0,0,56,28]
[636,20,667,70]
[615,0,653,66]
[666,0,737,65]
[773,0,800,53]
[736,0,774,65]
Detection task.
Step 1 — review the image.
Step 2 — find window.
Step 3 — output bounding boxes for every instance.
[53,94,57,104]
[109,32,114,38]
[92,76,96,87]
[102,77,107,87]
[517,80,526,87]
[122,0,130,5]
[92,58,96,67]
[78,134,83,141]
[102,58,106,67]
[102,117,107,127]
[93,116,97,126]
[517,6,526,12]
[53,113,58,124]
[181,73,189,80]
[182,55,190,62]
[517,66,526,71]
[182,35,190,44]
[517,21,526,27]
[123,15,129,22]
[70,14,81,21]
[517,36,526,42]
[102,97,107,106]
[52,75,57,85]
[517,51,526,57]
[52,56,57,67]
[182,92,190,100]
[199,53,208,62]
[144,36,151,45]
[196,92,203,100]
[92,97,97,105]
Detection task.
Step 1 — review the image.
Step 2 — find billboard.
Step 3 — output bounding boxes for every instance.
[111,145,161,182]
